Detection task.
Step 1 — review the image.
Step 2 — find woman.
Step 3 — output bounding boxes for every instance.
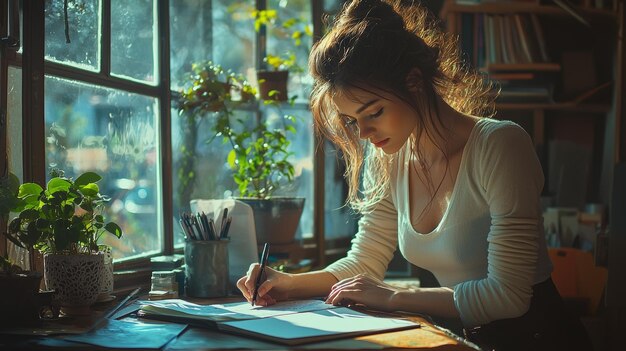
[237,0,592,350]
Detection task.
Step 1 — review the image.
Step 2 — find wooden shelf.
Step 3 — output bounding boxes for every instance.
[441,2,617,19]
[484,63,561,72]
[496,102,611,113]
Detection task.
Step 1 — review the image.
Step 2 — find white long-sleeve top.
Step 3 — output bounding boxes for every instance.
[325,118,553,328]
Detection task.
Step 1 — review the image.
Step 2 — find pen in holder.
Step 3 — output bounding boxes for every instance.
[184,239,229,298]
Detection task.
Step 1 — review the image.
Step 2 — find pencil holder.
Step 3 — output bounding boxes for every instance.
[184,239,229,298]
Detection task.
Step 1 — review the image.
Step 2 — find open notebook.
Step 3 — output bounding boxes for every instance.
[138,299,420,346]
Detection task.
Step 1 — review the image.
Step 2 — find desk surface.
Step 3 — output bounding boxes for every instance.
[0,295,479,351]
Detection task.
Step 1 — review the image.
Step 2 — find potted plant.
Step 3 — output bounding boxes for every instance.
[4,168,123,315]
[257,52,299,101]
[177,61,305,247]
[176,61,257,209]
[251,8,311,101]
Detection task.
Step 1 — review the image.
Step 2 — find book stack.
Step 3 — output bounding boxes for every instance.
[489,70,556,103]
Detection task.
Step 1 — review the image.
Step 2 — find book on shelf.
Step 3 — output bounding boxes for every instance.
[496,86,553,103]
[137,299,420,346]
[462,12,551,69]
[529,13,550,62]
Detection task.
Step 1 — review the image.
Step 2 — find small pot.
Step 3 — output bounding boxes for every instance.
[0,271,48,327]
[256,70,289,101]
[44,252,104,313]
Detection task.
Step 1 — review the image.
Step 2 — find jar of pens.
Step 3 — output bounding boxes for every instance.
[180,209,233,298]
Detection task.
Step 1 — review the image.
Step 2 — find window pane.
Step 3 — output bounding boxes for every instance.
[169,0,213,90]
[212,1,255,82]
[7,66,28,269]
[170,0,255,91]
[8,66,23,181]
[272,105,314,239]
[324,141,358,239]
[111,0,157,83]
[44,0,100,71]
[44,76,162,260]
[267,0,313,103]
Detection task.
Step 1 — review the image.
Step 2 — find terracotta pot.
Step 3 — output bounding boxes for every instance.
[237,197,305,245]
[256,70,289,101]
[44,252,104,313]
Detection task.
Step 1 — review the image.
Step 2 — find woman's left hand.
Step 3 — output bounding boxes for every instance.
[325,273,398,311]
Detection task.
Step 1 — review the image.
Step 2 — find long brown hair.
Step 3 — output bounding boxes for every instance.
[309,0,495,212]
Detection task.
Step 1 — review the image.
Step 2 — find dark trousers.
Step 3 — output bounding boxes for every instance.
[463,278,593,351]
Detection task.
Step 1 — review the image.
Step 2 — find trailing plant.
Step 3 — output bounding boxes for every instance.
[3,169,123,256]
[177,61,297,199]
[176,61,258,205]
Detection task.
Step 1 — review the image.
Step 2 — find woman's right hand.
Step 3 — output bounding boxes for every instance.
[236,263,292,306]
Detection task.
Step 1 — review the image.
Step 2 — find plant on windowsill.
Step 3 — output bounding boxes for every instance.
[2,168,123,315]
[176,61,258,209]
[251,8,311,101]
[177,61,305,248]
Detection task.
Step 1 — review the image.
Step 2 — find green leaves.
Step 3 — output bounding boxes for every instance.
[176,61,299,200]
[104,222,123,239]
[224,112,297,199]
[46,177,71,194]
[75,172,102,186]
[1,169,123,256]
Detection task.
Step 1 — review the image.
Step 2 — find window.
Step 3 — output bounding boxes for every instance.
[169,0,316,248]
[4,0,357,273]
[41,0,162,261]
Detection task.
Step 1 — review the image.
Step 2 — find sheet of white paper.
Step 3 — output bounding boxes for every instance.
[139,299,336,322]
[220,307,418,342]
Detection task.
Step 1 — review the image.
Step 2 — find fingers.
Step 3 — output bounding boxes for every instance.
[236,276,253,302]
[252,289,276,306]
[236,263,262,302]
[329,273,372,293]
[236,264,280,305]
[325,273,378,306]
[326,289,360,306]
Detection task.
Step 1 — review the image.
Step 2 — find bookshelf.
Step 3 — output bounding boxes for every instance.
[440,0,622,205]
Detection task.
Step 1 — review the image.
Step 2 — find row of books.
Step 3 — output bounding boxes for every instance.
[459,12,550,69]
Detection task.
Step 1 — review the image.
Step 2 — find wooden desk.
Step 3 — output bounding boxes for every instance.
[0,295,479,350]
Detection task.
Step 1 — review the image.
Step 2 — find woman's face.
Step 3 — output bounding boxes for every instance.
[333,86,418,154]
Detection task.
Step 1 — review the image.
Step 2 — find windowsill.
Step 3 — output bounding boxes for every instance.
[113,267,152,294]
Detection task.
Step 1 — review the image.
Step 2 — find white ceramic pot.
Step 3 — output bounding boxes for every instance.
[44,252,104,310]
[97,248,114,301]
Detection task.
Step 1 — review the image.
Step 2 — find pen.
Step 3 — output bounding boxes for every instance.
[220,207,228,235]
[252,243,270,306]
[220,216,232,239]
[89,287,141,332]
